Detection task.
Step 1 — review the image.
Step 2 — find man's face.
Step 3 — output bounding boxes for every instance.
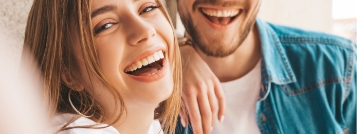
[177,0,261,57]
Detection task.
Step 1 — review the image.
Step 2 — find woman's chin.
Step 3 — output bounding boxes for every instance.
[145,80,174,105]
[151,78,174,103]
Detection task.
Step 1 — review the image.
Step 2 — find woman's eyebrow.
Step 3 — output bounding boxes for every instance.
[91,5,117,18]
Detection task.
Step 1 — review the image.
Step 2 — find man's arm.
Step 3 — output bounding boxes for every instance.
[178,44,226,134]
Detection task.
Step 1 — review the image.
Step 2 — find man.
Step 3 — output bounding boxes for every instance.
[175,0,356,134]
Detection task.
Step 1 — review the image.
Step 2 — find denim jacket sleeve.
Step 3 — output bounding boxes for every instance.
[342,44,356,134]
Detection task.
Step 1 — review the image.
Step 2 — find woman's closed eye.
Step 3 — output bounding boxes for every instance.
[139,3,160,15]
[93,3,160,35]
[94,21,118,35]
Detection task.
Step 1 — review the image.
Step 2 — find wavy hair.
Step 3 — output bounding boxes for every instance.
[23,0,181,134]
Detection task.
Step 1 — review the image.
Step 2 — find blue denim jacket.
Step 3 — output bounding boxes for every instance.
[176,19,356,134]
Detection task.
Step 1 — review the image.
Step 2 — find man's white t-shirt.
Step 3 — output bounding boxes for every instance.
[52,114,163,134]
[212,59,262,134]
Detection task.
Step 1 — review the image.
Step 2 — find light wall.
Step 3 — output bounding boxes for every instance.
[0,0,32,67]
[258,0,332,33]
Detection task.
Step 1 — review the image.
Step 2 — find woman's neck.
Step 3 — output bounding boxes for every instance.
[111,105,156,134]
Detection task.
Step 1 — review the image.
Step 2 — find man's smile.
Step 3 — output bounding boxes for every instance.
[200,7,241,27]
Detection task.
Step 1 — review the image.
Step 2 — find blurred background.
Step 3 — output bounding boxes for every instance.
[0,0,355,133]
[331,0,357,43]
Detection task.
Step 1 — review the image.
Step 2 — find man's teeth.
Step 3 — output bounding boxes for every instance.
[125,50,164,72]
[202,9,240,17]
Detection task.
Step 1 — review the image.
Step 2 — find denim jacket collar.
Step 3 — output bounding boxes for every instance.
[256,19,297,100]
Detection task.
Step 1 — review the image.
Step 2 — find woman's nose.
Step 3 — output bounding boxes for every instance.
[126,17,156,46]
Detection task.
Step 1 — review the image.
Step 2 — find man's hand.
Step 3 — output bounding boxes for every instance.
[179,45,226,134]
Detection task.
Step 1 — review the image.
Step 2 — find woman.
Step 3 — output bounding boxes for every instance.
[23,0,181,133]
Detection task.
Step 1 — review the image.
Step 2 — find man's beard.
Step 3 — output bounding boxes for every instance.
[178,0,260,58]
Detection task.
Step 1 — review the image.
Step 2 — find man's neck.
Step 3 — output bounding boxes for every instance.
[196,25,261,82]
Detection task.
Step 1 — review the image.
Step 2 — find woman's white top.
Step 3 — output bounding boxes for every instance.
[52,114,163,134]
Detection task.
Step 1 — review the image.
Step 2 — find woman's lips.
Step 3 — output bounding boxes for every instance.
[124,50,167,82]
[124,50,164,72]
[126,57,167,82]
[128,59,163,76]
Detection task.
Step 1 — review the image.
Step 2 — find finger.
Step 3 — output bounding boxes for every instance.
[197,89,212,134]
[213,78,226,123]
[183,92,203,134]
[207,82,219,127]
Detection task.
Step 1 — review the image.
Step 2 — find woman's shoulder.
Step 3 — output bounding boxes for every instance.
[52,114,120,134]
[51,113,162,134]
[148,120,163,134]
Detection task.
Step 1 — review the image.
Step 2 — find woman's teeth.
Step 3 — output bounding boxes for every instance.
[125,50,164,73]
[202,8,240,17]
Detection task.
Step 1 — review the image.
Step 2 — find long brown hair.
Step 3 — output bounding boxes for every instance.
[23,0,181,133]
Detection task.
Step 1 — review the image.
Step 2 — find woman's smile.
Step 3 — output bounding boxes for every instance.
[124,50,168,82]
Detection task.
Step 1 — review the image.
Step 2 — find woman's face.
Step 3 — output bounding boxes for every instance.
[85,0,174,110]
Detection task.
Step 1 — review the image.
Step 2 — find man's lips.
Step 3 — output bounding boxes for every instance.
[201,8,240,17]
[200,7,241,26]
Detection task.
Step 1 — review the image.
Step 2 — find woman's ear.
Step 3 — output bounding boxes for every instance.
[61,66,85,91]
